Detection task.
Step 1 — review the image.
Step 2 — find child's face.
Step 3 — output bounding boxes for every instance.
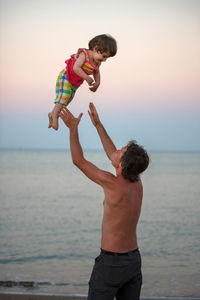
[92,48,110,64]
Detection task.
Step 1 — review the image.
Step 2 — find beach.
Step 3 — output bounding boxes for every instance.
[1,293,200,300]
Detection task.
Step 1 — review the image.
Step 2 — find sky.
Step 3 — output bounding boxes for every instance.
[0,0,200,151]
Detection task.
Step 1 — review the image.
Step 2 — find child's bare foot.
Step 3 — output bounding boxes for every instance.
[48,112,58,130]
[51,111,59,130]
[48,112,53,128]
[48,103,62,130]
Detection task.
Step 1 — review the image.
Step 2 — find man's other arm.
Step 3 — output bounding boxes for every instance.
[88,102,116,161]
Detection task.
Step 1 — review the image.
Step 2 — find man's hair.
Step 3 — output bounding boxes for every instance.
[121,140,149,183]
[88,34,117,57]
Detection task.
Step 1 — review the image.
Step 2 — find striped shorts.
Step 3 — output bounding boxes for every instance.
[54,68,78,106]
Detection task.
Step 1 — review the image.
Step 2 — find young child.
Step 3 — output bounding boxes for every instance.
[48,34,117,130]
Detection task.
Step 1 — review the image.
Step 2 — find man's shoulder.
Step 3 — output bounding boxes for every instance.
[77,157,116,187]
[99,170,117,185]
[114,177,143,193]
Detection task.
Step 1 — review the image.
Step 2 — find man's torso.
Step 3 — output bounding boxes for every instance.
[101,177,143,253]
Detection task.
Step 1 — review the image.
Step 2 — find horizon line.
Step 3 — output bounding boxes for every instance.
[0,147,200,153]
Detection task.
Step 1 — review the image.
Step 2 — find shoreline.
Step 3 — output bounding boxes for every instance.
[0,292,200,300]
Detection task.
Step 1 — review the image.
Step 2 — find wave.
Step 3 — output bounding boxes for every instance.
[0,253,90,264]
[0,280,87,288]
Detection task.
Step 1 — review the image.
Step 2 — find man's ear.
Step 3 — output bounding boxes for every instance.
[116,162,123,176]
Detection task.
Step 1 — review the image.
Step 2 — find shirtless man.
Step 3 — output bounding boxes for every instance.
[60,102,149,300]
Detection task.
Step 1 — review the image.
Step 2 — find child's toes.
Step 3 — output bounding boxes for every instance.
[48,113,53,128]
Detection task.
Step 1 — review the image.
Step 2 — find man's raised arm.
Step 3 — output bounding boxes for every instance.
[59,107,114,186]
[88,102,116,161]
[60,107,84,165]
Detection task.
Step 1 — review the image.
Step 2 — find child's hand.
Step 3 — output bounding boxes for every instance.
[89,82,100,92]
[86,76,94,86]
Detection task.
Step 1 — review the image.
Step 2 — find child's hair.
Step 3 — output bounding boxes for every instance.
[121,140,150,183]
[88,34,117,57]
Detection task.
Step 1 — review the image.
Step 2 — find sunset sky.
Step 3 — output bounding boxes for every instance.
[0,0,199,151]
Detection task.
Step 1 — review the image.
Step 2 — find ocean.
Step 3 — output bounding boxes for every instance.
[0,149,200,298]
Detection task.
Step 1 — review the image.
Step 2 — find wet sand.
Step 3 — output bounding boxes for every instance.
[0,293,199,300]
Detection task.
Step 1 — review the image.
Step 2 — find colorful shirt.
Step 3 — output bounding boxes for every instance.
[65,48,100,87]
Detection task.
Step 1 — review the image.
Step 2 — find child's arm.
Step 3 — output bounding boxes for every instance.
[89,69,100,92]
[73,53,94,86]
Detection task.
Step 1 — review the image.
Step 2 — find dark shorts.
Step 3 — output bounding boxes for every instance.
[88,248,142,300]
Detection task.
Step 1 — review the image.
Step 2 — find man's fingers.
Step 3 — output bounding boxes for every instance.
[88,108,94,118]
[89,102,98,116]
[89,102,94,113]
[63,107,72,115]
[77,113,83,122]
[89,102,96,110]
[89,102,94,108]
[59,110,65,117]
[88,110,95,123]
[59,108,68,118]
[60,107,66,116]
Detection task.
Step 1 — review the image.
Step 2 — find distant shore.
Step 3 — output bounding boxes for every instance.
[0,293,200,300]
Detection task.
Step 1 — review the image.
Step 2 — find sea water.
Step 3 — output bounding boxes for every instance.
[0,149,200,297]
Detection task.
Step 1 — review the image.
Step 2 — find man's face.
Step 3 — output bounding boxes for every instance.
[112,146,127,167]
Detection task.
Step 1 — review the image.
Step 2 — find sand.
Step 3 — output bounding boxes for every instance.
[0,293,199,300]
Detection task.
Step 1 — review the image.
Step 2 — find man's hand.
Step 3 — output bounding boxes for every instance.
[88,102,101,127]
[60,107,83,129]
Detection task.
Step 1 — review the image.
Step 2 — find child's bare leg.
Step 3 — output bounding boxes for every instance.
[48,103,63,130]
